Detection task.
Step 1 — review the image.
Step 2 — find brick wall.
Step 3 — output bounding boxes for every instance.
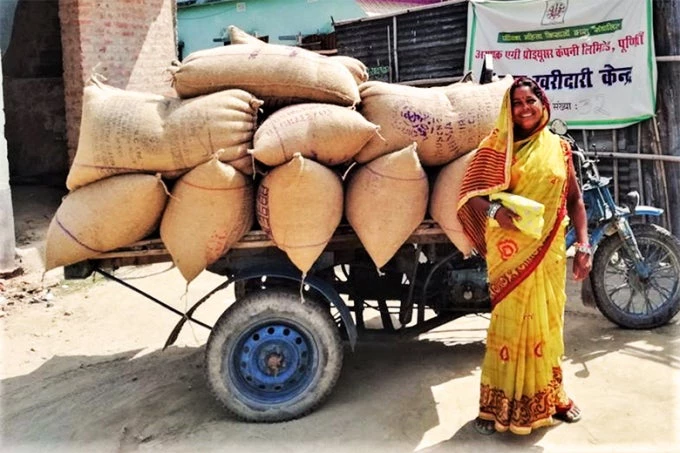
[59,0,177,163]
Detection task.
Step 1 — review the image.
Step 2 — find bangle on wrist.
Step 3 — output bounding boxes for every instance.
[487,202,502,219]
[574,242,592,255]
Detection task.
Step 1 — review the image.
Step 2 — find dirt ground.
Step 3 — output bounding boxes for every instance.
[1,184,679,453]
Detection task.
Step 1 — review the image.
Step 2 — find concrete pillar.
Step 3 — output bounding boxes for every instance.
[0,58,17,273]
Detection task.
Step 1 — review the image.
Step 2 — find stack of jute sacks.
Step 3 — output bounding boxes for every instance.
[44,77,262,283]
[45,25,511,283]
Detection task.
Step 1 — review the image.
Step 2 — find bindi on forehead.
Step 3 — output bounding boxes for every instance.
[512,89,541,104]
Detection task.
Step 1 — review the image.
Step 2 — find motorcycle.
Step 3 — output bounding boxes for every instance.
[552,119,680,329]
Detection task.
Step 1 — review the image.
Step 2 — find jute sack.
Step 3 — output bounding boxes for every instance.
[330,56,369,85]
[170,43,360,106]
[429,150,477,257]
[346,143,428,268]
[67,80,262,190]
[228,25,263,46]
[226,154,255,176]
[45,174,168,270]
[160,158,254,282]
[435,75,513,154]
[256,154,343,273]
[227,25,368,86]
[355,81,464,166]
[250,103,380,167]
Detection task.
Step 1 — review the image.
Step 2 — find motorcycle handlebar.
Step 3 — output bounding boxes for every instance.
[559,133,600,183]
[550,121,602,185]
[571,149,587,163]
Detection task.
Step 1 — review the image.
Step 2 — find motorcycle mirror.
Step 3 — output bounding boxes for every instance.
[550,119,568,135]
[480,54,495,84]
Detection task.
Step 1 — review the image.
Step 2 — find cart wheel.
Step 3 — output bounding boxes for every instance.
[205,289,343,422]
[234,278,300,300]
[233,279,259,300]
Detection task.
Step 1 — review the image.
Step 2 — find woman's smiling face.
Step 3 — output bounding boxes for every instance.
[511,85,544,136]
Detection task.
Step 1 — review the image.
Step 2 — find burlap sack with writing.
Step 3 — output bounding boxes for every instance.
[160,158,254,282]
[45,174,168,270]
[346,143,428,268]
[429,150,477,257]
[355,82,465,166]
[170,43,360,107]
[256,155,343,273]
[435,75,513,154]
[66,80,262,190]
[227,25,368,86]
[250,103,380,167]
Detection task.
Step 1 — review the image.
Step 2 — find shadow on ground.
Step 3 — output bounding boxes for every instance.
[2,310,677,452]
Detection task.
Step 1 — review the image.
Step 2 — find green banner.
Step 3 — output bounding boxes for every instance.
[498,20,622,43]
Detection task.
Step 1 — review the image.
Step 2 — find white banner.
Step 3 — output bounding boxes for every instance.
[465,0,657,129]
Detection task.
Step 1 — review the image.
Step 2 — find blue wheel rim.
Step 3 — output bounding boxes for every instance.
[227,320,318,405]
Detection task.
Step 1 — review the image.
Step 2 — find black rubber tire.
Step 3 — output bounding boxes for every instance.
[205,289,343,422]
[591,223,680,329]
[233,280,258,300]
[233,278,300,300]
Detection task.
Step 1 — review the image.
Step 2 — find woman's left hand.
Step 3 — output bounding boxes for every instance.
[572,251,592,281]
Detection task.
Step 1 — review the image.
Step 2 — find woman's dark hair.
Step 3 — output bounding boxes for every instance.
[510,76,551,116]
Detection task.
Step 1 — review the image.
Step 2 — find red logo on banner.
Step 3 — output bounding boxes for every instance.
[542,0,569,25]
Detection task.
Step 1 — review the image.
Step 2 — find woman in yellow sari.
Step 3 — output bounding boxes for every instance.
[458,77,592,435]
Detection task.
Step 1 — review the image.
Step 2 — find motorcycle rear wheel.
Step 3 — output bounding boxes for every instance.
[591,223,680,329]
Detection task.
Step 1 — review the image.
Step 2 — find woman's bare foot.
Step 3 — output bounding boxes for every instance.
[555,401,582,423]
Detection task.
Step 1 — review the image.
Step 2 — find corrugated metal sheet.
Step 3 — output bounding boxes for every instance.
[395,2,468,82]
[335,0,468,84]
[336,18,394,82]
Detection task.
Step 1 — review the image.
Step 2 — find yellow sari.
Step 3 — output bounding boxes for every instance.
[458,84,573,435]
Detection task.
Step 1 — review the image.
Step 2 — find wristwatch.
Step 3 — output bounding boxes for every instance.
[574,242,592,255]
[487,202,502,219]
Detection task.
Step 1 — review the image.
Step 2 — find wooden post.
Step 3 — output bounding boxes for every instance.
[653,0,680,234]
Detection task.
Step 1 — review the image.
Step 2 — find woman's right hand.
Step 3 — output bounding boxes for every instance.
[494,207,521,231]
